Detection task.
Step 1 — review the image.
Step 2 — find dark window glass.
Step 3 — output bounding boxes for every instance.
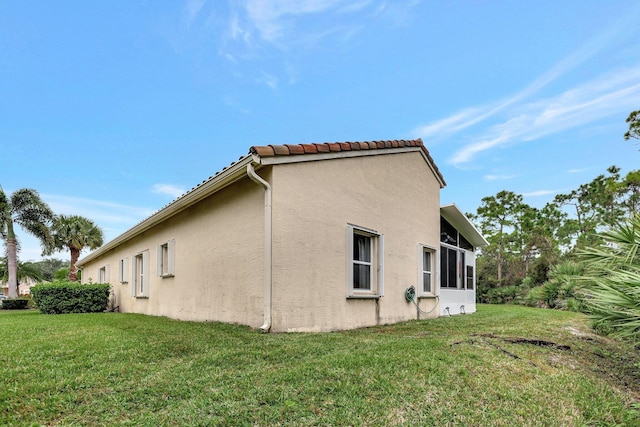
[353,233,372,290]
[459,233,473,250]
[466,265,474,289]
[440,217,457,245]
[440,246,458,288]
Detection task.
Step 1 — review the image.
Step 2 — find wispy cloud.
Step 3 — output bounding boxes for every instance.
[522,189,559,197]
[42,194,154,225]
[412,32,610,142]
[449,65,640,165]
[484,174,516,181]
[413,18,639,164]
[243,0,355,43]
[151,184,187,198]
[183,0,206,29]
[567,168,589,174]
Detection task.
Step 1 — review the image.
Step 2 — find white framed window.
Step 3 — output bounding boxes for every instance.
[98,265,109,283]
[466,265,474,290]
[118,258,129,284]
[157,239,175,278]
[132,250,150,298]
[347,225,383,298]
[418,245,436,296]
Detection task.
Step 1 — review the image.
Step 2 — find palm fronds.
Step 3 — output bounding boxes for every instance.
[578,215,640,342]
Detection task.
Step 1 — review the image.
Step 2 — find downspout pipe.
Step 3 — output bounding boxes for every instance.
[247,164,272,333]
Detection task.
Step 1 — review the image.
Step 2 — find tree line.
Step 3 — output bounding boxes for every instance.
[0,188,104,298]
[469,110,640,340]
[470,166,639,300]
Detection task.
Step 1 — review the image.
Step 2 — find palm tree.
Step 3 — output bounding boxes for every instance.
[578,215,640,341]
[0,257,46,295]
[0,188,54,298]
[50,215,104,281]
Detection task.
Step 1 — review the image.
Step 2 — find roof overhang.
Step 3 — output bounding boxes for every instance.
[78,140,449,266]
[77,155,255,267]
[440,203,488,248]
[253,147,445,189]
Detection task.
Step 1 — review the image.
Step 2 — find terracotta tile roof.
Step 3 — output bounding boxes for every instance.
[250,138,445,185]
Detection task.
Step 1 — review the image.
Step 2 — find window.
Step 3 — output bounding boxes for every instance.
[466,265,474,289]
[418,245,436,295]
[440,216,476,291]
[118,258,128,284]
[132,250,150,298]
[157,239,175,277]
[98,265,109,283]
[440,246,460,289]
[440,217,458,246]
[347,225,383,297]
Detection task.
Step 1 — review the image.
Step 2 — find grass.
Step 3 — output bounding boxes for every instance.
[0,305,638,426]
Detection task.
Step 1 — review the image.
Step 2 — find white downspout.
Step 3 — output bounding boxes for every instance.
[247,163,272,333]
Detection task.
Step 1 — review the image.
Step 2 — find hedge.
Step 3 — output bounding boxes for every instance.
[31,281,110,314]
[1,298,30,310]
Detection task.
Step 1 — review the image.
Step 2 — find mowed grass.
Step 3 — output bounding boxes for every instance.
[1,305,638,426]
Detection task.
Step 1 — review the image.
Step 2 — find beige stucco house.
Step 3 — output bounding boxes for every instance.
[77,139,486,332]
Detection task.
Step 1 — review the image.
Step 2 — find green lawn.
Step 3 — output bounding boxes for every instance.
[1,305,638,426]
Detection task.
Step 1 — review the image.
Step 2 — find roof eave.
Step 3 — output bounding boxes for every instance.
[440,203,488,248]
[256,146,446,188]
[78,155,255,266]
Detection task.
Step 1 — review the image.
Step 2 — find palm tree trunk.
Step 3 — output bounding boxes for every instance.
[68,247,81,281]
[6,221,18,298]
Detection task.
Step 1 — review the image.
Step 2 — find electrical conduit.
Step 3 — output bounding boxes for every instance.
[247,164,272,333]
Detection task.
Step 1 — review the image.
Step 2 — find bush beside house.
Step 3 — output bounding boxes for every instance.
[1,298,30,310]
[31,281,110,314]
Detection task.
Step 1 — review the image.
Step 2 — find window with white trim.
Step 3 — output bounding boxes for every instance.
[419,245,436,295]
[118,258,128,284]
[466,265,474,290]
[98,265,109,283]
[157,239,175,277]
[132,250,150,298]
[347,225,383,297]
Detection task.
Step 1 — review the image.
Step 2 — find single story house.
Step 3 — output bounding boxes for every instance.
[77,139,487,332]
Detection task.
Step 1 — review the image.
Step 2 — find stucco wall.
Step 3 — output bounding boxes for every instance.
[269,151,442,332]
[81,175,267,327]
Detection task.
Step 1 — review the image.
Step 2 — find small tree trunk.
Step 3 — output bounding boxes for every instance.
[68,247,81,281]
[7,237,18,298]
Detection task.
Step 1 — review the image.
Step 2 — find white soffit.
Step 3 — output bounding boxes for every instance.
[440,204,488,248]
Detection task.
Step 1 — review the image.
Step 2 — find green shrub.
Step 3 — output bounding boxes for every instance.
[31,281,110,314]
[484,285,521,304]
[1,298,30,310]
[525,261,585,310]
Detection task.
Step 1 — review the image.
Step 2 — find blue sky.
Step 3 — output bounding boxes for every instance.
[2,0,640,262]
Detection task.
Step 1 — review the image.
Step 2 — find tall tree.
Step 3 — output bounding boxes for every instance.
[0,188,54,298]
[624,109,640,143]
[554,166,624,248]
[474,191,524,284]
[48,215,104,281]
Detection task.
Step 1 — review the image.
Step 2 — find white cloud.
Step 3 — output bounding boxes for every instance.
[484,174,516,181]
[184,0,206,28]
[151,184,187,198]
[567,168,588,174]
[412,33,607,142]
[256,70,279,89]
[16,194,156,262]
[244,0,351,42]
[413,18,639,163]
[448,64,640,165]
[42,194,154,225]
[522,190,559,197]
